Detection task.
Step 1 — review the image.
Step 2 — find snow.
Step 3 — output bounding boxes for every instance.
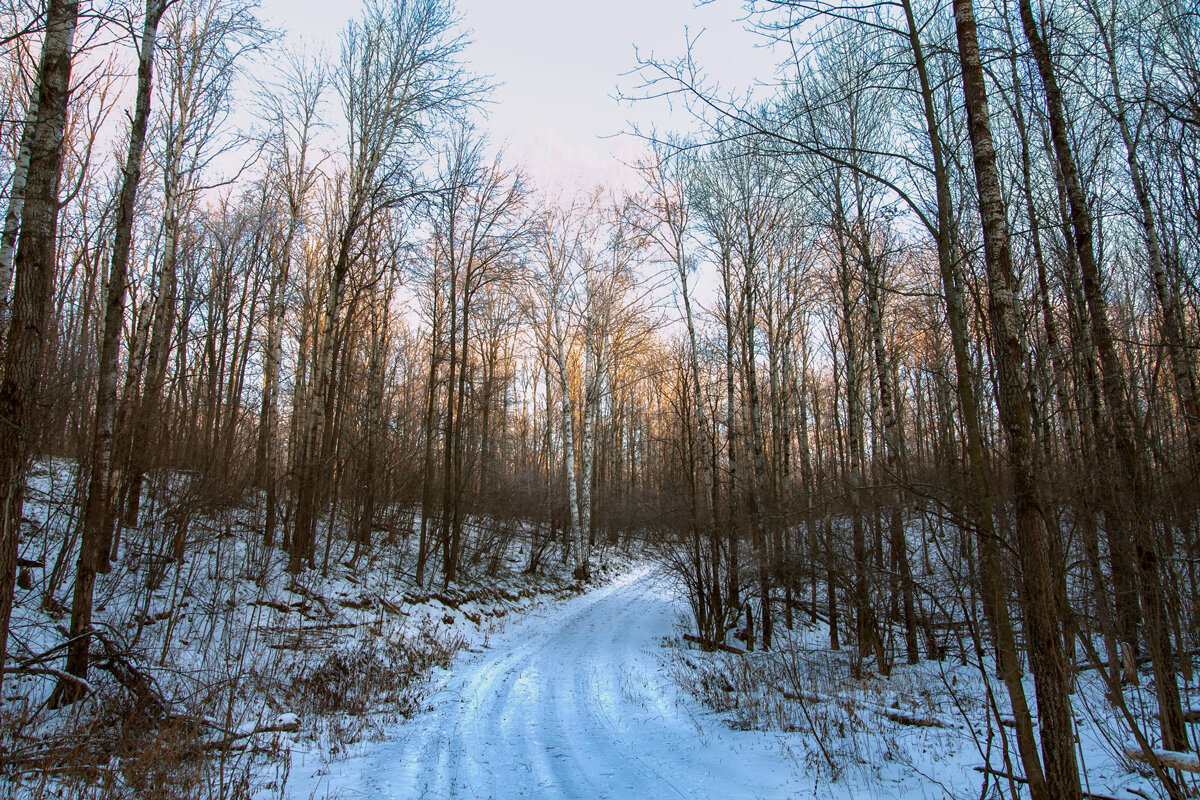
[1124,745,1200,773]
[5,462,1191,800]
[2,459,623,799]
[282,561,1188,800]
[287,566,813,799]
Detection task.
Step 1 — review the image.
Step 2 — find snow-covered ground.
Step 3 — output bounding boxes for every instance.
[3,459,630,799]
[287,566,814,800]
[286,562,1196,800]
[7,462,1193,800]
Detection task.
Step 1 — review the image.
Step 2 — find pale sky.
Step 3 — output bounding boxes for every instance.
[256,0,780,191]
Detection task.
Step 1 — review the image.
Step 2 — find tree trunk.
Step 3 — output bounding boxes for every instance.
[416,294,442,587]
[123,184,182,527]
[954,1,1081,795]
[291,226,354,573]
[0,0,79,695]
[554,313,585,581]
[1019,0,1187,753]
[861,233,918,664]
[0,83,39,320]
[897,0,1046,781]
[53,0,167,707]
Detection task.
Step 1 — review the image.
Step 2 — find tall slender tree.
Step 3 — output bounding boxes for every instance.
[0,0,79,694]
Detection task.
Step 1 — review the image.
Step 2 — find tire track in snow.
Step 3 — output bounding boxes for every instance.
[292,566,806,799]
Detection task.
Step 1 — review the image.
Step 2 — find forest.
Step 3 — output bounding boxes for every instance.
[0,0,1199,797]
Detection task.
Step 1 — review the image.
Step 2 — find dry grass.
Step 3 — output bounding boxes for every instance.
[0,681,269,800]
[667,623,977,790]
[273,617,467,756]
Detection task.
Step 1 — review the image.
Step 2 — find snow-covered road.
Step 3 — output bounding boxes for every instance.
[291,566,808,799]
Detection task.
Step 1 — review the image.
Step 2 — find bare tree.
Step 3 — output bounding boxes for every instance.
[51,0,172,708]
[0,0,78,695]
[121,0,270,527]
[953,0,1081,794]
[289,0,481,573]
[257,50,326,547]
[430,129,528,585]
[528,194,594,582]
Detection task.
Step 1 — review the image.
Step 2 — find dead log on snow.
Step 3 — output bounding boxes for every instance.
[682,633,745,655]
[1124,746,1200,773]
[883,709,945,728]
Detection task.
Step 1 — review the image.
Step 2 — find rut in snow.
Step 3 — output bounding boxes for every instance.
[289,567,808,800]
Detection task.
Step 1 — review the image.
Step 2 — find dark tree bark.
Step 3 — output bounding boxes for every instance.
[0,0,79,693]
[1018,0,1187,753]
[953,0,1081,796]
[52,0,169,707]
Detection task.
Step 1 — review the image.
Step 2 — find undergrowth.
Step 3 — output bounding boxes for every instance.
[2,459,596,799]
[275,618,467,756]
[667,621,978,793]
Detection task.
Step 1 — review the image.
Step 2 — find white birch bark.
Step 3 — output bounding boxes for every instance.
[0,85,38,316]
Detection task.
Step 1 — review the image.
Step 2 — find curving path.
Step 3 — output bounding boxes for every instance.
[292,567,806,799]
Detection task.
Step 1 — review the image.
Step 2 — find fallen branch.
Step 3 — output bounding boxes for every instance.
[775,684,826,704]
[972,766,1120,800]
[884,709,945,728]
[93,635,167,715]
[11,665,96,697]
[0,745,112,773]
[284,582,332,616]
[1074,648,1200,674]
[16,633,93,669]
[682,633,745,655]
[375,595,408,616]
[251,599,293,613]
[273,622,356,632]
[202,718,300,752]
[1124,746,1200,774]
